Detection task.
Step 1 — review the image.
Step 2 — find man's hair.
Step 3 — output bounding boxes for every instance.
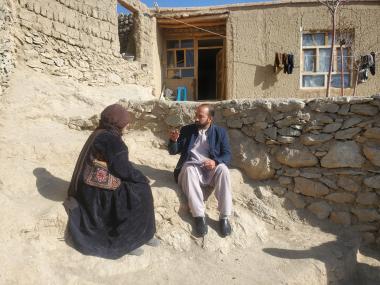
[198,104,215,118]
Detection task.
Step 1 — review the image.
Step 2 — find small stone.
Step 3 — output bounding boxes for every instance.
[350,104,379,116]
[335,127,362,140]
[279,176,292,185]
[363,144,380,167]
[319,177,338,190]
[307,201,332,219]
[356,192,379,206]
[337,176,360,193]
[278,128,301,137]
[227,118,243,129]
[363,128,380,140]
[300,133,333,145]
[264,127,277,140]
[351,208,380,222]
[53,58,65,67]
[322,122,342,133]
[363,175,380,189]
[285,192,306,208]
[277,136,296,144]
[325,192,355,204]
[314,114,334,124]
[310,101,339,113]
[294,177,329,197]
[300,170,322,179]
[275,117,301,128]
[337,104,351,115]
[222,108,236,117]
[284,168,300,177]
[275,148,318,168]
[274,100,305,112]
[341,117,362,129]
[330,211,351,226]
[361,232,376,244]
[32,37,44,44]
[271,186,286,196]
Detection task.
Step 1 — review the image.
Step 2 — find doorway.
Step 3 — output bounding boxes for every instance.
[198,48,221,100]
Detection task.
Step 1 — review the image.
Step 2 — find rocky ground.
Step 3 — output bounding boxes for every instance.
[0,67,379,284]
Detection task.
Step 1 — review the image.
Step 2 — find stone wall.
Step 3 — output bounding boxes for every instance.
[0,0,16,96]
[118,13,135,56]
[121,95,380,244]
[12,0,155,87]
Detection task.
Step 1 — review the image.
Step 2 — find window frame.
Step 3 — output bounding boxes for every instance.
[166,39,195,79]
[300,31,353,90]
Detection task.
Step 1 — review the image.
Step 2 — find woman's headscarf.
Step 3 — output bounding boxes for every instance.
[98,104,130,136]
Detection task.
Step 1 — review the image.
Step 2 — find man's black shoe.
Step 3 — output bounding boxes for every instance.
[194,217,208,237]
[220,218,232,237]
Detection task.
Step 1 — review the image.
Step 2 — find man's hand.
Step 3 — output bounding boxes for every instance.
[169,129,180,142]
[203,159,216,170]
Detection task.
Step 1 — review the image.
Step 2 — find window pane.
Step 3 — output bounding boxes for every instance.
[337,48,349,72]
[331,74,350,88]
[198,39,223,47]
[303,34,313,46]
[182,69,194,78]
[181,39,194,48]
[186,50,194,67]
[168,69,181,79]
[313,33,325,45]
[303,75,325,87]
[176,50,184,67]
[319,48,331,72]
[167,51,175,68]
[167,40,179,49]
[304,49,316,72]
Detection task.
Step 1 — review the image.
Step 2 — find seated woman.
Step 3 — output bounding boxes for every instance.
[64,104,157,259]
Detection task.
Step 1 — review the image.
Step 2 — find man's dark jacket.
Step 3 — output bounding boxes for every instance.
[168,123,232,182]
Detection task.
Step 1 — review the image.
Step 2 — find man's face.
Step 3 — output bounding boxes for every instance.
[195,106,212,129]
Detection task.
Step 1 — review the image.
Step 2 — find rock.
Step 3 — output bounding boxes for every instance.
[351,208,380,222]
[53,58,65,67]
[294,177,329,197]
[322,122,342,133]
[350,104,379,116]
[26,60,44,69]
[230,130,275,180]
[309,101,339,113]
[361,232,376,245]
[363,144,380,167]
[227,117,243,129]
[300,170,322,179]
[325,192,355,204]
[363,175,380,189]
[300,133,333,145]
[264,127,277,140]
[341,117,362,129]
[319,177,338,190]
[277,136,295,144]
[278,176,292,186]
[275,117,301,128]
[321,141,365,168]
[330,211,351,226]
[271,186,286,196]
[284,168,300,177]
[285,192,306,208]
[337,176,360,193]
[338,104,351,115]
[334,127,361,140]
[275,148,318,168]
[356,192,379,206]
[363,128,380,140]
[274,100,305,112]
[307,201,332,219]
[277,128,301,137]
[253,122,268,129]
[255,186,273,199]
[222,108,237,117]
[108,73,122,84]
[314,114,334,124]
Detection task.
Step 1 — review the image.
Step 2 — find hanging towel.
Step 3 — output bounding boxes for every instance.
[287,54,294,74]
[282,53,289,74]
[274,52,282,73]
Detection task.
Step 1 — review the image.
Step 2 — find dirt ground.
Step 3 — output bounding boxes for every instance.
[0,67,379,285]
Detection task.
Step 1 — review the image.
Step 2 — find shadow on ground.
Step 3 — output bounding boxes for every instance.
[33,167,69,201]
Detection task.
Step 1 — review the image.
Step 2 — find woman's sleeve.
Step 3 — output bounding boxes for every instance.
[94,133,149,184]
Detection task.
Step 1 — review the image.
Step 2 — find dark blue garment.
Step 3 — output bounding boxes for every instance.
[168,123,232,182]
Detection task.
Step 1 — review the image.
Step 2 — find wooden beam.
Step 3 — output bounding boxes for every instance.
[157,14,228,25]
[159,22,226,29]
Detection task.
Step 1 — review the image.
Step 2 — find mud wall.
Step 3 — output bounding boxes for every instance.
[122,95,380,244]
[11,0,156,88]
[226,1,380,99]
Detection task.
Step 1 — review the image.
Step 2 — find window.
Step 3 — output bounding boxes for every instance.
[301,32,353,89]
[166,39,194,79]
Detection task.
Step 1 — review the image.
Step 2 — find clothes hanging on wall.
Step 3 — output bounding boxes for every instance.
[282,53,288,74]
[287,54,294,74]
[370,52,376,76]
[358,53,375,83]
[274,52,282,72]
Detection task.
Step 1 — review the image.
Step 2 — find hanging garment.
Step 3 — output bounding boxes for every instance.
[287,54,294,74]
[274,52,282,73]
[282,53,289,74]
[370,52,376,76]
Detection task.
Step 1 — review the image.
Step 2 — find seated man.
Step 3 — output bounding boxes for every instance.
[168,104,233,237]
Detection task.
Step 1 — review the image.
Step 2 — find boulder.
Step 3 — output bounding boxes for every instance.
[325,192,355,204]
[275,148,318,168]
[334,128,361,140]
[294,177,329,197]
[341,117,362,129]
[321,141,365,168]
[307,201,332,219]
[356,192,379,206]
[363,175,380,189]
[363,128,380,140]
[337,176,360,193]
[230,130,275,180]
[363,144,380,167]
[300,133,333,146]
[350,104,379,116]
[322,122,342,133]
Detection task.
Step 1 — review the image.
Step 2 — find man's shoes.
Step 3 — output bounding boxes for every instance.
[194,217,208,237]
[219,218,232,237]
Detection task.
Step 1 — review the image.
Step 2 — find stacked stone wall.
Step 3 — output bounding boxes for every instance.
[118,13,135,55]
[122,95,380,244]
[0,0,16,95]
[12,0,154,87]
